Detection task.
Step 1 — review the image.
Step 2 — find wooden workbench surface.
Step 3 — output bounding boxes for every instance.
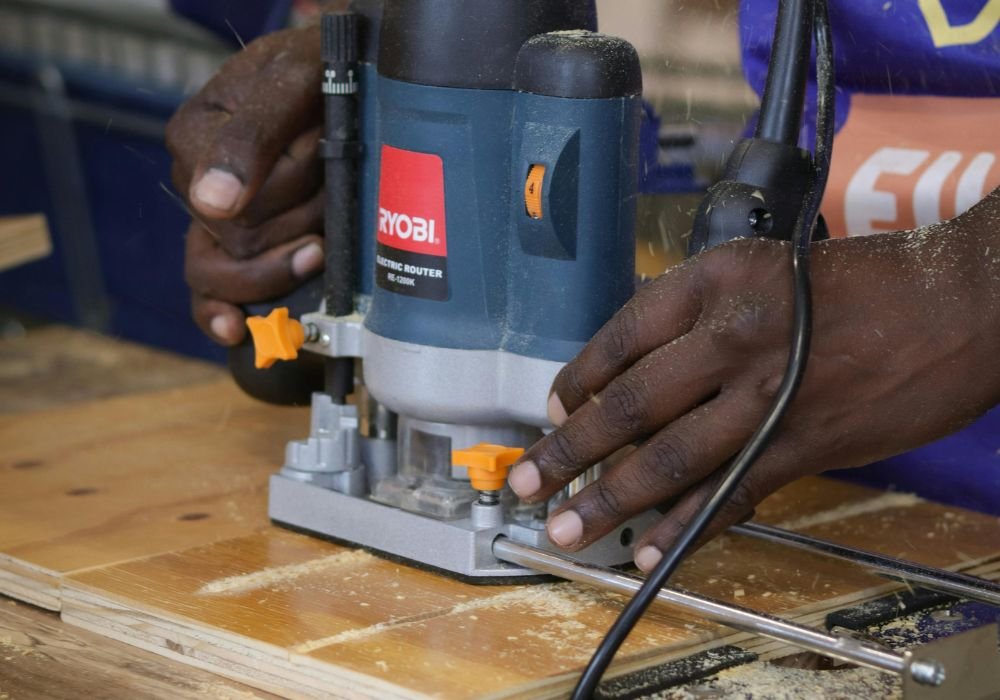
[0,325,266,699]
[2,326,999,699]
[0,325,223,414]
[0,596,273,700]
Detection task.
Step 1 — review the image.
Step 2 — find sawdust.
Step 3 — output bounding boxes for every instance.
[450,582,611,617]
[293,618,415,653]
[522,619,602,662]
[198,550,375,595]
[653,661,902,699]
[774,492,922,531]
[292,582,615,654]
[869,615,926,648]
[191,682,265,700]
[0,633,34,658]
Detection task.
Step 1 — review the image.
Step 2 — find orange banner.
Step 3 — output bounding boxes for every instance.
[823,94,1000,238]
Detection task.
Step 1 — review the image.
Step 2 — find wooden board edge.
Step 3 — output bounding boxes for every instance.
[60,583,433,700]
[0,555,61,610]
[0,213,51,272]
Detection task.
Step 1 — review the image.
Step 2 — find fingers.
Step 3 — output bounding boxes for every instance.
[192,294,245,346]
[165,26,322,220]
[633,443,799,572]
[184,222,324,306]
[542,391,759,551]
[212,188,324,260]
[233,126,323,229]
[187,36,322,217]
[509,329,724,505]
[167,106,230,197]
[165,36,276,197]
[548,260,704,424]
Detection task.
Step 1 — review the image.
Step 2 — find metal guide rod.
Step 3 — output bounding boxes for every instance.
[492,537,945,686]
[732,521,1000,608]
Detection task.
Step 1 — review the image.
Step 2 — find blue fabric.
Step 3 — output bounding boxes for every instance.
[829,407,1000,516]
[741,1,1000,100]
[638,102,700,194]
[741,0,1000,514]
[170,0,293,46]
[741,1,1000,148]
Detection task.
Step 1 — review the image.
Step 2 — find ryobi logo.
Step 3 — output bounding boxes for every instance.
[375,145,448,258]
[378,207,438,244]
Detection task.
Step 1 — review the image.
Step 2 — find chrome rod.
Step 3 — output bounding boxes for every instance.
[733,522,1000,607]
[493,537,944,686]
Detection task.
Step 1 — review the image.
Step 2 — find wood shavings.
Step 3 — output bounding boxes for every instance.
[191,682,264,699]
[449,581,612,618]
[291,582,613,655]
[522,619,601,662]
[198,550,375,595]
[774,492,921,531]
[661,663,901,699]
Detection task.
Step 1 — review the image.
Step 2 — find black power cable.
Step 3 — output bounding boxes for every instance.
[756,0,813,145]
[571,0,835,696]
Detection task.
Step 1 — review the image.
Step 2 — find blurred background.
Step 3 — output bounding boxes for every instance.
[0,0,756,362]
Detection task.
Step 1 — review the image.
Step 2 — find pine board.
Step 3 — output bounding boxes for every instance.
[61,481,1000,699]
[0,379,307,609]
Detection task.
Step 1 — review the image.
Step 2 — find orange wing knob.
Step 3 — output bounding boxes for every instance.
[452,443,526,491]
[245,307,306,369]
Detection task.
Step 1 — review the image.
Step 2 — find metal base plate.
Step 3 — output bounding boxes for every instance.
[269,474,658,579]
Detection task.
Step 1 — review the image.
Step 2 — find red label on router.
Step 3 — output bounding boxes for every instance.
[376,145,448,257]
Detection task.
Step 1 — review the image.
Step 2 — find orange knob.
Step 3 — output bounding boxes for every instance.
[452,443,525,491]
[245,307,306,369]
[524,164,546,219]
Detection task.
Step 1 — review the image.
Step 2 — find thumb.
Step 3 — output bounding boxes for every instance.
[188,26,322,219]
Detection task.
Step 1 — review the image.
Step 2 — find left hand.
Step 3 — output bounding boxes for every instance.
[506,196,1000,572]
[165,25,326,346]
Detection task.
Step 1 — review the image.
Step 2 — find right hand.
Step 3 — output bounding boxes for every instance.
[166,25,326,346]
[508,190,1000,568]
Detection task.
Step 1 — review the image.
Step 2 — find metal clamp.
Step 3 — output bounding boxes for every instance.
[300,312,364,358]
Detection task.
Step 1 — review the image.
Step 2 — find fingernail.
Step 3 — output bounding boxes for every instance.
[192,168,243,212]
[210,314,239,344]
[635,546,663,573]
[547,510,583,547]
[547,392,568,426]
[291,242,324,278]
[508,460,541,498]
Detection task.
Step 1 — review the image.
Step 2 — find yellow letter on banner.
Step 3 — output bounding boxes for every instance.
[918,0,1000,47]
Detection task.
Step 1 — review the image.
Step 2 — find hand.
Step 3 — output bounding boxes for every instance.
[508,195,1000,571]
[166,25,326,345]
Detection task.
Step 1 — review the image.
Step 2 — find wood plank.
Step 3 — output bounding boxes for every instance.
[0,380,306,609]
[0,325,223,414]
[61,477,1000,699]
[0,214,51,272]
[0,595,275,700]
[3,355,998,696]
